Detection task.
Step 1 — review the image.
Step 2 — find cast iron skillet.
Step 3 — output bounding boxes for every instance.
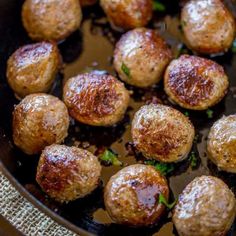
[0,0,236,235]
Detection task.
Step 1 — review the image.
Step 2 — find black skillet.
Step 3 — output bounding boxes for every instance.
[0,0,236,235]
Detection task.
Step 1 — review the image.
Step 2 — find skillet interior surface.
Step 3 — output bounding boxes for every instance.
[0,0,236,235]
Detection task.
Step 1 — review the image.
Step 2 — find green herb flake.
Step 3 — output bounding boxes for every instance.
[153,1,166,11]
[145,160,174,176]
[206,109,213,119]
[184,111,189,117]
[231,39,236,53]
[121,62,130,78]
[189,151,197,168]
[99,149,122,166]
[158,193,176,209]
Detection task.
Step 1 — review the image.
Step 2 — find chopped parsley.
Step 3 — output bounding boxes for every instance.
[158,193,176,209]
[145,160,174,176]
[99,149,122,166]
[189,151,197,168]
[153,1,166,11]
[206,109,213,119]
[184,111,189,117]
[121,62,130,78]
[231,39,236,53]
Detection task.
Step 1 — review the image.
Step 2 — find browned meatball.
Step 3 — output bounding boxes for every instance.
[7,42,60,99]
[80,0,97,6]
[100,0,152,30]
[13,94,69,155]
[22,0,82,41]
[181,0,235,54]
[131,104,195,162]
[63,72,130,126]
[173,176,236,236]
[207,115,236,173]
[36,144,102,202]
[114,28,172,87]
[164,55,229,110]
[104,164,169,226]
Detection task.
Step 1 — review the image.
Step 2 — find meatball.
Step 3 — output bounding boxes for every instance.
[181,0,235,54]
[22,0,82,41]
[104,164,169,226]
[164,55,229,110]
[80,0,97,7]
[207,115,236,173]
[63,72,130,126]
[13,94,69,155]
[100,0,152,30]
[7,42,60,99]
[36,144,102,202]
[114,28,172,88]
[173,176,236,236]
[131,104,195,162]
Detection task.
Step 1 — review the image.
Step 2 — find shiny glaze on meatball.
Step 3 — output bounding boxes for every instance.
[104,164,169,226]
[164,55,229,110]
[7,42,60,98]
[13,94,69,155]
[207,114,236,173]
[114,28,172,87]
[63,72,130,126]
[100,0,152,30]
[181,0,235,54]
[36,144,102,202]
[173,176,236,236]
[131,104,195,162]
[22,0,82,41]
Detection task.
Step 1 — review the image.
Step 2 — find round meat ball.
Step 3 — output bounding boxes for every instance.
[164,55,229,110]
[100,0,152,30]
[131,104,195,162]
[22,0,82,41]
[13,94,69,155]
[104,164,169,226]
[63,72,130,126]
[36,144,102,202]
[80,0,97,7]
[173,176,236,236]
[207,115,236,173]
[181,0,235,54]
[114,28,172,88]
[7,42,60,99]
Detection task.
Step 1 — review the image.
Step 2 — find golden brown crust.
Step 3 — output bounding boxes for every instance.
[36,144,102,202]
[100,0,152,30]
[22,0,82,41]
[181,0,235,54]
[13,94,69,155]
[131,104,195,162]
[114,28,172,87]
[173,176,236,236]
[164,55,229,110]
[7,42,60,98]
[207,115,236,173]
[63,72,130,126]
[104,164,169,226]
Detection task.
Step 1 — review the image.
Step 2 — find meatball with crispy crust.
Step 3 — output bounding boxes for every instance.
[181,0,235,54]
[80,0,97,6]
[100,0,152,30]
[104,164,169,226]
[7,42,60,99]
[114,28,172,88]
[63,72,130,126]
[131,104,195,163]
[22,0,82,41]
[207,115,236,173]
[164,55,229,110]
[13,94,69,155]
[173,176,236,236]
[36,144,102,202]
